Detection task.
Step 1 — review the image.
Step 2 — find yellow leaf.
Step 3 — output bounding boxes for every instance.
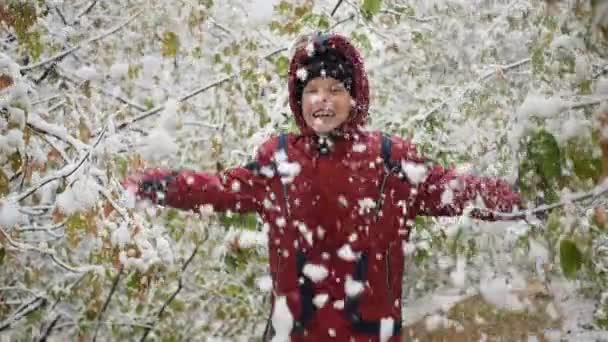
[161,31,180,58]
[0,169,8,197]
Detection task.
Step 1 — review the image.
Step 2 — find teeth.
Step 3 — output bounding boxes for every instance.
[313,111,334,118]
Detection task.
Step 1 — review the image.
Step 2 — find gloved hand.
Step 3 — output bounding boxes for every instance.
[123,168,178,204]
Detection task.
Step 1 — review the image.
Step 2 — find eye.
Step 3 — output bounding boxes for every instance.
[303,88,318,94]
[331,84,346,93]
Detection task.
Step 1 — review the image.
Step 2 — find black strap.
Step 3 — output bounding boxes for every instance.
[293,251,316,333]
[278,133,288,153]
[344,253,402,336]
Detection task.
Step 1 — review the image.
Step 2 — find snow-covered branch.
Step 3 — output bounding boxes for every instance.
[12,121,108,202]
[405,58,531,126]
[20,11,142,72]
[488,180,608,220]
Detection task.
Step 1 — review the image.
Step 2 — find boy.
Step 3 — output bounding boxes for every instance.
[125,33,521,341]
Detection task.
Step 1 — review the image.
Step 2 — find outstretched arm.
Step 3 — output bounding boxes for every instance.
[390,137,522,220]
[124,140,277,214]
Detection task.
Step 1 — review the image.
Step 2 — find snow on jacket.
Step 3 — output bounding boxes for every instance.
[132,34,521,341]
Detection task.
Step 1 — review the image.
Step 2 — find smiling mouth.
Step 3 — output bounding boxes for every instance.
[312,110,335,118]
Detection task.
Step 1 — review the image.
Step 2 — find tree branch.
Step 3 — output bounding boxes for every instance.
[20,11,142,72]
[12,121,108,202]
[488,180,608,220]
[112,76,235,133]
[405,58,530,126]
[38,314,61,342]
[77,0,98,19]
[0,297,47,332]
[139,245,200,342]
[92,266,124,342]
[331,0,345,17]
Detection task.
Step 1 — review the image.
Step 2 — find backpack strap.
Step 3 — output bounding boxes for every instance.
[278,133,288,154]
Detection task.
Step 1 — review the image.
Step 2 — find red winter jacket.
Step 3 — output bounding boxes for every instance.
[132,34,521,341]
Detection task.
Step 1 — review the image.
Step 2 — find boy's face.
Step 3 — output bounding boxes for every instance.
[301,76,353,134]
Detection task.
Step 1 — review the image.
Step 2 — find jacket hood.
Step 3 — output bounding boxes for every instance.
[287,33,370,136]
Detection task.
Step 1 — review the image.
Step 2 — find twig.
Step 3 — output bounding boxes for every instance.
[331,0,345,16]
[139,245,200,342]
[329,14,355,31]
[0,297,47,332]
[54,7,68,26]
[31,95,62,106]
[20,11,142,72]
[27,114,88,151]
[112,76,235,133]
[405,58,530,126]
[92,266,124,342]
[38,315,61,342]
[570,96,608,110]
[30,127,71,162]
[12,122,108,202]
[77,0,98,19]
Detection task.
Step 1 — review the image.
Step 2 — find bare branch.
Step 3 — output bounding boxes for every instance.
[38,314,61,342]
[92,266,124,342]
[0,297,47,332]
[77,0,98,19]
[139,245,200,342]
[20,11,142,72]
[331,0,345,17]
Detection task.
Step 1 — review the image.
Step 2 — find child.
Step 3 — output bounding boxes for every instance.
[124,33,521,342]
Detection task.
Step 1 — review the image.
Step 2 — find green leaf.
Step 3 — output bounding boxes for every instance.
[560,239,583,278]
[530,130,561,181]
[566,139,602,182]
[274,55,289,77]
[0,169,9,197]
[161,31,180,58]
[9,151,23,173]
[518,129,563,202]
[65,213,88,232]
[219,213,258,230]
[362,0,382,19]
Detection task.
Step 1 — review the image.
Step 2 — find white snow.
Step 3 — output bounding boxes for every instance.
[352,143,367,153]
[137,128,178,161]
[517,94,567,119]
[109,62,129,79]
[256,276,273,292]
[296,67,308,81]
[345,276,365,297]
[401,161,428,185]
[337,244,358,262]
[379,317,395,342]
[0,201,24,227]
[313,293,329,308]
[271,296,293,342]
[479,272,526,311]
[111,223,130,248]
[302,263,329,283]
[56,176,100,215]
[449,255,467,288]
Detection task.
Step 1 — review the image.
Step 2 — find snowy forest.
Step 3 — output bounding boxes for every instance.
[1,0,608,340]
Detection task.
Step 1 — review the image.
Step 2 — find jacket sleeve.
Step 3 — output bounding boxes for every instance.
[391,137,522,221]
[160,138,277,213]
